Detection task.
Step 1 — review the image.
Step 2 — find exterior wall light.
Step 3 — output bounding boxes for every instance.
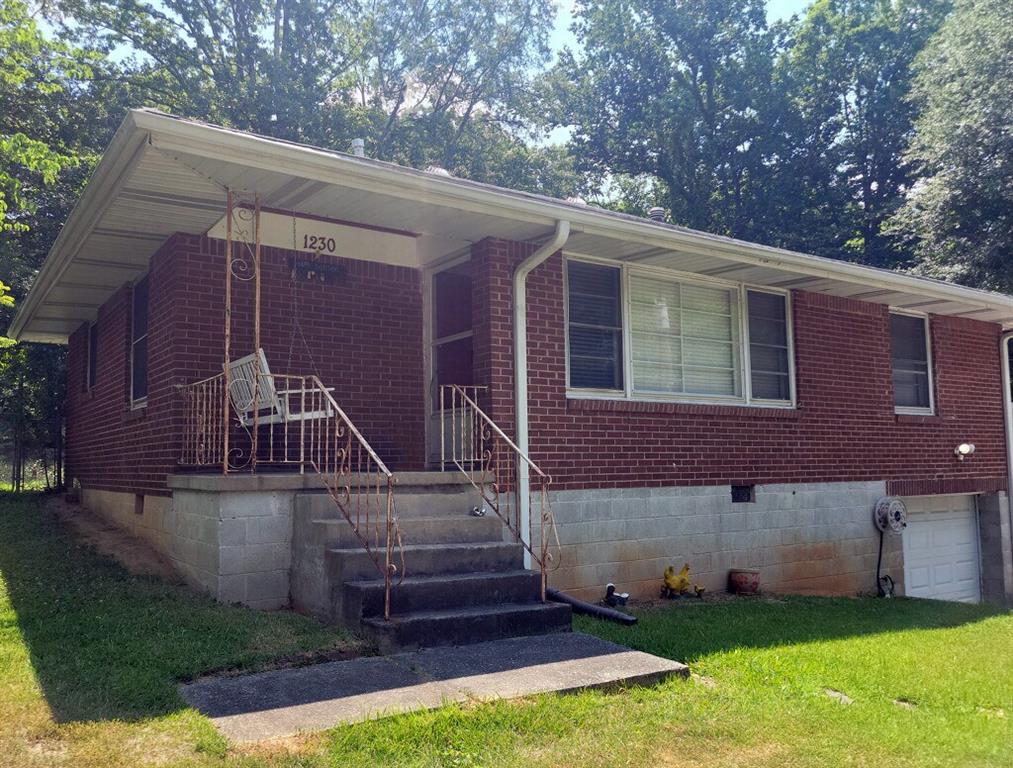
[954,443,976,460]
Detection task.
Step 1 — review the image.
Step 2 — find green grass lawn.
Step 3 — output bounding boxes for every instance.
[1,492,1011,767]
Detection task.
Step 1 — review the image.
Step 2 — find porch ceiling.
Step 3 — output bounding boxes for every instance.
[10,109,1013,343]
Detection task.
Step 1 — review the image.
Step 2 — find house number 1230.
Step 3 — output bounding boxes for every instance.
[302,234,337,253]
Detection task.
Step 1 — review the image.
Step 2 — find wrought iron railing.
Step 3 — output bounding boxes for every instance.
[178,370,403,619]
[439,384,560,600]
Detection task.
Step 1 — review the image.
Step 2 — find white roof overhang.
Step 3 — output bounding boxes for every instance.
[11,109,1013,343]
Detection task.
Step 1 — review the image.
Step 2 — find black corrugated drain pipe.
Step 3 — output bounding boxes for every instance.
[547,588,637,626]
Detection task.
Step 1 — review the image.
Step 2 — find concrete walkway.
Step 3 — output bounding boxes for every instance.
[181,632,688,742]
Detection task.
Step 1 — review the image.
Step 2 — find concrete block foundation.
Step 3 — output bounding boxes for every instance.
[543,481,898,602]
[80,476,1012,611]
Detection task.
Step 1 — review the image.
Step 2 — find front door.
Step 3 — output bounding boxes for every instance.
[428,260,474,465]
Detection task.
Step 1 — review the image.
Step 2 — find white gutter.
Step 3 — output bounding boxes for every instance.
[514,220,570,566]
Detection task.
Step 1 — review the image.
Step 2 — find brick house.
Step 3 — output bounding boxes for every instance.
[9,111,1013,643]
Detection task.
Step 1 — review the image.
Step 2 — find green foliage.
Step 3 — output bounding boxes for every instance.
[783,0,951,267]
[556,0,783,239]
[53,0,567,189]
[0,280,13,348]
[0,0,83,232]
[887,0,1013,290]
[553,0,949,268]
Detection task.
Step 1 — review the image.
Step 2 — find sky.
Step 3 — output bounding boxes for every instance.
[549,0,813,54]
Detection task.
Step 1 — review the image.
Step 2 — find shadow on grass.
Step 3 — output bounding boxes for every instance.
[0,491,348,724]
[576,592,1007,664]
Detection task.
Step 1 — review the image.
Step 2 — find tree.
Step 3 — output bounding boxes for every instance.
[887,0,1013,290]
[784,0,950,267]
[54,0,559,183]
[0,280,13,348]
[554,0,787,240]
[0,0,84,232]
[1,0,126,489]
[552,0,948,266]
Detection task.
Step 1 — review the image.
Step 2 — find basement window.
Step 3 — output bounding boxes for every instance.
[731,485,756,503]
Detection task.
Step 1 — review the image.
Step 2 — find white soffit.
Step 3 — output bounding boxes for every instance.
[204,210,419,268]
[11,108,1013,342]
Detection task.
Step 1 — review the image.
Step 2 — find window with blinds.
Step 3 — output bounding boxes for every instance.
[890,313,932,412]
[566,259,794,406]
[747,290,791,401]
[629,274,741,397]
[566,261,623,390]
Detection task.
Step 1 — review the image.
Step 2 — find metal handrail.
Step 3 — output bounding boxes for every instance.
[439,384,561,601]
[302,375,402,620]
[178,370,403,619]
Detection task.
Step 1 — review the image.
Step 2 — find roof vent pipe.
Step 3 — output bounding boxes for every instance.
[648,206,666,222]
[351,138,365,158]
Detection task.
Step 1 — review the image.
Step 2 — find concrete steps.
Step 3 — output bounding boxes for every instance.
[310,514,504,548]
[291,471,572,651]
[362,602,572,654]
[343,569,543,622]
[327,541,524,582]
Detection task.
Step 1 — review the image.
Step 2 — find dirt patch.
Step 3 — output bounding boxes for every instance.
[43,495,181,583]
[656,740,788,768]
[635,592,787,611]
[231,731,328,759]
[692,673,717,689]
[825,688,853,705]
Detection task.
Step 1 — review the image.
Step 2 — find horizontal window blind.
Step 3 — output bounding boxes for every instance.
[747,290,790,401]
[567,261,623,390]
[629,274,741,397]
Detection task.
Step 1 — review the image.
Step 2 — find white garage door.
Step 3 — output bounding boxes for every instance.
[903,495,981,603]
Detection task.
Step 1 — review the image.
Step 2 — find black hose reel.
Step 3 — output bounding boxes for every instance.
[873,496,908,597]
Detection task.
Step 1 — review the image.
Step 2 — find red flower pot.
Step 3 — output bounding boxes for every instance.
[728,569,760,595]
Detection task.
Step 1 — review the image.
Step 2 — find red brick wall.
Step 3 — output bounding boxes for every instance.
[66,235,191,496]
[66,233,426,496]
[471,238,1008,493]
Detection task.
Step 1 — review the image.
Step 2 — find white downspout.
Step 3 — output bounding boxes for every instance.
[514,220,570,567]
[1000,333,1013,579]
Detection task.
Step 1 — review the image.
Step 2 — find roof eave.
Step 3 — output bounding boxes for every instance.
[7,111,150,341]
[11,109,1013,342]
[139,110,1013,322]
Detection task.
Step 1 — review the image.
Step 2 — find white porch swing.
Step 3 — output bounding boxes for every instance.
[225,348,334,427]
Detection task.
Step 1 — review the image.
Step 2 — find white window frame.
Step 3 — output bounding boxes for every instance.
[563,254,796,409]
[130,274,149,409]
[889,309,935,416]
